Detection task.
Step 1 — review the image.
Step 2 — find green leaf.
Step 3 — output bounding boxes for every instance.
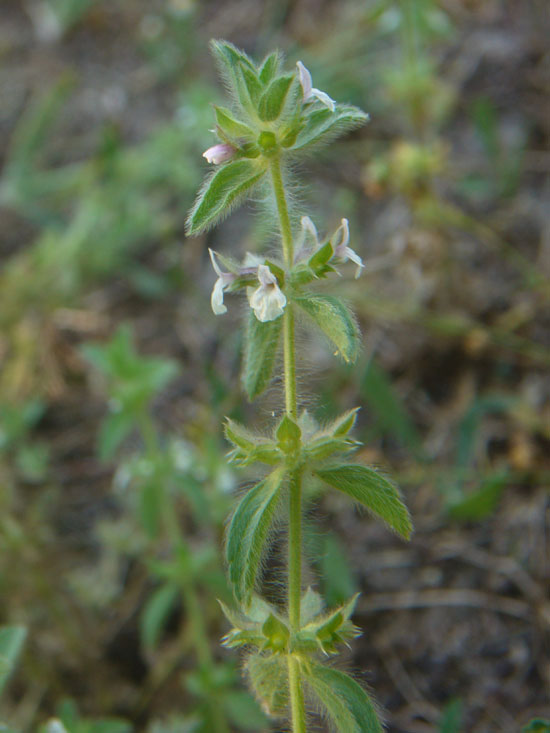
[258,52,281,85]
[210,41,257,109]
[258,74,294,121]
[240,64,263,106]
[303,662,383,733]
[140,584,179,650]
[448,472,506,521]
[246,653,288,718]
[226,469,284,604]
[261,613,289,652]
[315,464,412,539]
[214,106,254,141]
[439,699,462,733]
[275,414,301,454]
[242,310,283,400]
[139,480,163,539]
[300,587,324,624]
[293,104,369,151]
[361,360,422,455]
[331,407,361,437]
[0,626,26,695]
[97,410,134,462]
[223,689,268,730]
[186,159,267,235]
[319,533,356,607]
[295,294,360,363]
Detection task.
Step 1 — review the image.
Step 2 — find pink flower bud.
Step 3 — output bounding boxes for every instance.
[202,143,235,165]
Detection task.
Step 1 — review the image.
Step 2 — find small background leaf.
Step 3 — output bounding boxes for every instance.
[0,626,26,696]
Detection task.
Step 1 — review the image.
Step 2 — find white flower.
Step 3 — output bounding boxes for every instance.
[209,249,235,315]
[202,143,235,165]
[248,265,287,322]
[331,219,364,278]
[296,61,336,112]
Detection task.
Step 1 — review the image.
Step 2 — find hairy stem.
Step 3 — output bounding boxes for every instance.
[270,156,306,732]
[288,656,307,733]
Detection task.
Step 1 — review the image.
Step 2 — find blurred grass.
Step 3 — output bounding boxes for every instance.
[0,0,549,731]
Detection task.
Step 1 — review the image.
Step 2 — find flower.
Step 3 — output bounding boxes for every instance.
[296,61,336,112]
[248,265,287,322]
[331,219,364,278]
[209,249,235,314]
[202,143,235,165]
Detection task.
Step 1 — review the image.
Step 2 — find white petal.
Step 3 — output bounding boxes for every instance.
[209,248,223,277]
[296,61,312,99]
[301,215,319,245]
[311,88,335,112]
[243,252,265,268]
[211,278,227,315]
[345,247,364,278]
[332,218,350,249]
[257,264,277,287]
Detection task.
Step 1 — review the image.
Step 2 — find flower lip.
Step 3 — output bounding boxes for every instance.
[330,219,364,278]
[202,143,236,165]
[248,264,287,322]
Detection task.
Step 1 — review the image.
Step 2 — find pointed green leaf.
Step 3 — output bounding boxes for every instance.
[261,613,289,652]
[258,74,294,121]
[214,106,255,141]
[242,310,283,400]
[226,469,284,604]
[300,587,324,624]
[295,294,360,363]
[210,40,257,105]
[246,653,288,718]
[240,64,263,105]
[304,662,383,733]
[0,626,26,695]
[258,51,281,84]
[186,159,267,235]
[315,464,412,539]
[293,104,369,151]
[276,414,301,454]
[331,407,361,437]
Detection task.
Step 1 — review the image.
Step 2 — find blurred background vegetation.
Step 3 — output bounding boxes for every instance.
[0,0,549,731]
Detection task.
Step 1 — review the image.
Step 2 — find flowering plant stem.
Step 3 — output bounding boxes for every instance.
[270,157,307,731]
[187,41,411,732]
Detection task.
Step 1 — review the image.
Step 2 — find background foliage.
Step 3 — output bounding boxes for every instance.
[0,1,549,731]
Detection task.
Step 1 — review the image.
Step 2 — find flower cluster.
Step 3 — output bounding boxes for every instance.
[208,217,364,323]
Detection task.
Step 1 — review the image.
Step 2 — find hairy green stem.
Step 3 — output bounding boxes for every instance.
[288,656,307,733]
[270,155,306,731]
[270,157,293,267]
